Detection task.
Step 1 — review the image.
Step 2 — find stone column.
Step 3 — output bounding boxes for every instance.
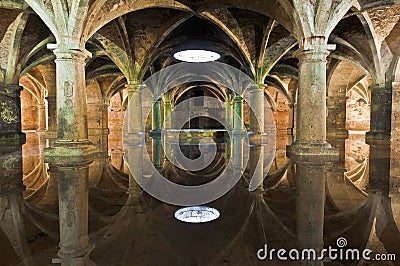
[38,102,47,131]
[0,84,25,144]
[44,45,96,265]
[43,66,57,145]
[327,95,348,138]
[249,85,264,134]
[126,84,143,134]
[233,95,245,134]
[366,84,392,141]
[225,99,233,131]
[287,40,338,157]
[151,98,162,136]
[125,84,144,194]
[287,103,295,145]
[50,47,91,141]
[163,100,173,130]
[87,103,109,154]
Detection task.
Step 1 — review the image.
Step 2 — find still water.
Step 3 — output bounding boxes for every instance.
[0,131,398,265]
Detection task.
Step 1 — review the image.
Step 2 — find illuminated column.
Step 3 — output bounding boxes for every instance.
[163,99,173,161]
[38,101,47,131]
[163,100,173,130]
[249,85,264,134]
[50,47,90,141]
[126,83,143,133]
[125,83,144,194]
[287,103,295,145]
[287,39,338,157]
[88,102,109,154]
[226,99,233,131]
[43,66,57,145]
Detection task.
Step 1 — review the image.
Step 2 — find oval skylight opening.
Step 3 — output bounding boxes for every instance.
[174,206,220,223]
[173,49,221,63]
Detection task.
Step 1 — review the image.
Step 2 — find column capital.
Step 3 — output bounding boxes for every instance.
[233,95,243,101]
[295,39,336,62]
[47,43,91,62]
[125,83,145,93]
[248,83,264,92]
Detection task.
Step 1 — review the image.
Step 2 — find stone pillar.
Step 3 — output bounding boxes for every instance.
[50,47,91,141]
[88,103,109,154]
[43,66,57,145]
[163,100,173,130]
[225,99,233,131]
[287,40,338,157]
[0,84,25,144]
[294,158,326,265]
[38,102,47,131]
[44,45,96,265]
[126,84,143,134]
[233,95,244,134]
[151,98,162,136]
[367,84,392,141]
[249,85,264,134]
[287,103,295,145]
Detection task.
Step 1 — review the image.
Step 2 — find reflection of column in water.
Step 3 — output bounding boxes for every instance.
[0,145,34,264]
[249,144,264,191]
[55,165,94,265]
[127,144,143,194]
[295,159,326,265]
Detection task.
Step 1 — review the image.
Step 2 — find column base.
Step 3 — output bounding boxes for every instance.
[286,140,339,159]
[44,140,97,166]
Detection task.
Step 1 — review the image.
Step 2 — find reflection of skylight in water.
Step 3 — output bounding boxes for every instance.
[174,50,221,63]
[174,206,220,223]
